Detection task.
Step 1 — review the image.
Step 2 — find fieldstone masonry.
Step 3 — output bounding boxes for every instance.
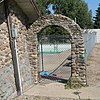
[0,1,87,99]
[9,0,33,90]
[0,2,17,99]
[0,0,32,99]
[30,14,87,86]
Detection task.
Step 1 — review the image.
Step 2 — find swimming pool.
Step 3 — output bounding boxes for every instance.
[39,44,71,54]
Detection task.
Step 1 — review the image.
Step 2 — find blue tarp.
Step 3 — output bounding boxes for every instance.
[39,71,49,75]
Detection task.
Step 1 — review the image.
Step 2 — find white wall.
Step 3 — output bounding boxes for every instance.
[94,29,100,43]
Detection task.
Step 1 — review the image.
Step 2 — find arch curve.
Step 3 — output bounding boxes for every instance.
[27,14,87,86]
[31,14,83,36]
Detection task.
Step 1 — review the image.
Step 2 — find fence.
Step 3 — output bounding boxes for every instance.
[38,34,71,83]
[37,29,99,83]
[39,44,71,54]
[83,29,97,60]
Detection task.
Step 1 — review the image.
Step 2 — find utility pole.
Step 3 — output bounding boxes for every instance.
[11,24,23,95]
[4,0,22,96]
[41,39,44,71]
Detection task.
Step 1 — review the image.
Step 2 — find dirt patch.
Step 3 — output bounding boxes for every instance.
[87,43,100,86]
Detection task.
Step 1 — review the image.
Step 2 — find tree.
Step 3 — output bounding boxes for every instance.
[36,0,93,29]
[38,25,70,39]
[76,1,93,29]
[94,3,100,29]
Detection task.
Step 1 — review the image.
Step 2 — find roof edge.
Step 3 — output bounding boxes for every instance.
[30,0,41,17]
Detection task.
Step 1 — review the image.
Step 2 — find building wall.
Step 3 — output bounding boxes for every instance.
[8,0,33,91]
[0,3,17,99]
[95,29,100,43]
[0,0,33,99]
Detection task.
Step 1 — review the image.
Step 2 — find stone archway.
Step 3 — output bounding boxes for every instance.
[27,14,87,87]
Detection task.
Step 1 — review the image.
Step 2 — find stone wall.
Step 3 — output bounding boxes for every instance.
[0,1,87,99]
[30,14,87,86]
[0,0,33,99]
[8,0,33,90]
[0,3,17,99]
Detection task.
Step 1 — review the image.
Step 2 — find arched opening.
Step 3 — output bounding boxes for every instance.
[37,25,71,83]
[28,14,87,87]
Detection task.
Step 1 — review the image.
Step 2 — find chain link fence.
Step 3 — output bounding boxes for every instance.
[37,30,97,83]
[83,29,96,60]
[38,34,71,83]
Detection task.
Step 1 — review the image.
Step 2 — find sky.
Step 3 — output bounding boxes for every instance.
[84,0,100,17]
[48,0,100,18]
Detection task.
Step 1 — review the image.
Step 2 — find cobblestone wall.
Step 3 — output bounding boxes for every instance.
[8,0,33,90]
[0,3,17,99]
[0,1,87,99]
[30,14,87,86]
[0,0,33,99]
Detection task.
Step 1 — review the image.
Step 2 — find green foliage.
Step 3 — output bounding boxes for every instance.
[94,3,100,29]
[36,0,47,15]
[38,25,71,44]
[36,0,93,29]
[76,1,93,29]
[39,25,70,36]
[38,25,70,40]
[65,77,87,89]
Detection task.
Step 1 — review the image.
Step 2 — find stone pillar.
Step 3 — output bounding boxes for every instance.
[78,41,87,86]
[31,34,38,84]
[27,29,39,84]
[68,37,87,88]
[69,41,81,88]
[32,34,38,83]
[71,40,78,77]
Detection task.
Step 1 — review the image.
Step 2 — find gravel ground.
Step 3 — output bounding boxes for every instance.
[87,43,100,86]
[39,49,71,84]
